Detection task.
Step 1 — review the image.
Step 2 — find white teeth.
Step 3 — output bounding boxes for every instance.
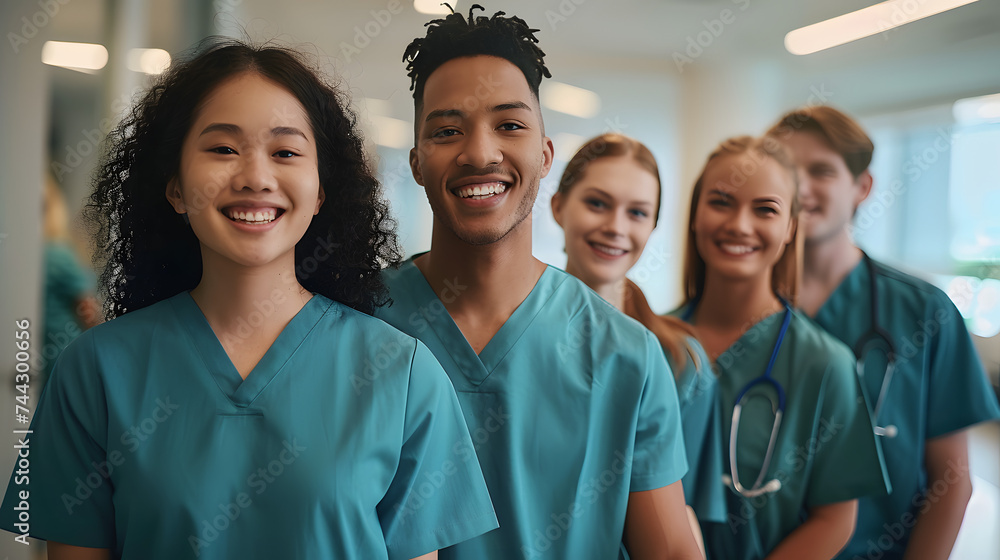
[227,209,278,224]
[457,182,507,199]
[592,244,626,256]
[720,243,756,255]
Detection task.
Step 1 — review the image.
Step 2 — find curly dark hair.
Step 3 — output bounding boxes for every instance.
[402,3,551,109]
[85,38,400,319]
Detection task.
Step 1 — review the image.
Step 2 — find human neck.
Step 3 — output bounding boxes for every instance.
[695,272,783,332]
[415,216,546,343]
[800,229,863,317]
[190,251,312,333]
[566,265,626,311]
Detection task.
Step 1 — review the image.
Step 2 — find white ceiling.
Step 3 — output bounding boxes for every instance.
[46,0,1000,117]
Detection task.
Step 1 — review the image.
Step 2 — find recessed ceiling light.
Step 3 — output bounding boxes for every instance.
[414,0,456,15]
[541,82,601,119]
[41,41,108,71]
[785,0,979,55]
[127,48,171,75]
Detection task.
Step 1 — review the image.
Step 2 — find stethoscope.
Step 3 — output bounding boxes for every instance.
[855,254,899,438]
[683,299,791,498]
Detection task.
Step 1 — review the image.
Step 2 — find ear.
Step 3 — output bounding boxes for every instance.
[314,185,326,215]
[409,147,424,186]
[853,170,873,209]
[539,136,554,179]
[165,178,186,214]
[550,191,565,227]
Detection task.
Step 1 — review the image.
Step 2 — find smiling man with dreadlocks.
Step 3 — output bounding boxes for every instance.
[375,6,703,559]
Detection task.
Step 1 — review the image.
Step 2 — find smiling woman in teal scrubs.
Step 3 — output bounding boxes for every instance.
[0,41,496,560]
[549,133,726,553]
[674,135,889,559]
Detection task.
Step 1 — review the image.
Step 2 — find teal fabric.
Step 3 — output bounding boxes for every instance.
[673,304,889,560]
[41,242,95,379]
[376,259,688,560]
[1,293,497,559]
[816,258,1000,560]
[673,337,727,525]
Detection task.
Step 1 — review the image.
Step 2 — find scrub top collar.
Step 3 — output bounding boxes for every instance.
[815,256,870,322]
[173,291,336,407]
[394,254,565,386]
[677,298,788,364]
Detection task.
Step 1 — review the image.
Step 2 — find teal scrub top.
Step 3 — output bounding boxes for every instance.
[674,304,890,560]
[815,257,1000,560]
[41,242,96,379]
[375,259,689,560]
[673,337,727,525]
[1,292,498,559]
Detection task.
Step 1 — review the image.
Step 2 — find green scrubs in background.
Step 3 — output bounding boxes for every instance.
[673,337,727,526]
[817,257,1000,560]
[376,259,689,560]
[675,304,890,559]
[1,293,497,559]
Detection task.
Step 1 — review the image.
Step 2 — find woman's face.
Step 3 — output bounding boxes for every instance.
[552,156,659,289]
[692,152,796,285]
[166,72,324,271]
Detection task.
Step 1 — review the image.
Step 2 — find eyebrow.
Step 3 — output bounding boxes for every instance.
[581,187,654,206]
[423,101,533,123]
[198,123,308,140]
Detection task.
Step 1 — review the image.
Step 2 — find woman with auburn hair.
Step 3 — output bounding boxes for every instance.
[672,135,888,559]
[551,133,726,554]
[0,39,496,560]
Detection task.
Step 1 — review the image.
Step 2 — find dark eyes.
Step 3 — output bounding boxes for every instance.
[498,122,524,131]
[585,198,608,210]
[208,147,298,158]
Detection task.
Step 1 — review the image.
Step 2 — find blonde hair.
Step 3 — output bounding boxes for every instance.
[682,135,802,306]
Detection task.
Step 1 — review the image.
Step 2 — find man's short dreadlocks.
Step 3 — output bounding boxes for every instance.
[403,4,551,108]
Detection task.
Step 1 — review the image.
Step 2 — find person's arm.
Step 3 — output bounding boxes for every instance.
[410,552,438,560]
[903,431,972,560]
[47,542,111,560]
[685,505,706,559]
[764,499,857,560]
[623,481,704,560]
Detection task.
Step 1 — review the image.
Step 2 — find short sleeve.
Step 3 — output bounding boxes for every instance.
[925,292,1000,438]
[675,341,727,523]
[377,342,498,559]
[1,330,115,547]
[629,332,689,492]
[806,344,891,506]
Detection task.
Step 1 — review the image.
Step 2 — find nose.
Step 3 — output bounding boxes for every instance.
[456,126,502,168]
[600,208,628,238]
[232,151,277,192]
[724,206,754,235]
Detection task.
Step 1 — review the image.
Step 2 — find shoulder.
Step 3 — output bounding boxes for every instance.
[788,310,855,367]
[316,294,421,354]
[872,260,956,316]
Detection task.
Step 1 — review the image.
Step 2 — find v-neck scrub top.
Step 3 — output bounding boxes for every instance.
[375,260,688,560]
[1,292,498,559]
[815,259,1000,560]
[674,305,890,560]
